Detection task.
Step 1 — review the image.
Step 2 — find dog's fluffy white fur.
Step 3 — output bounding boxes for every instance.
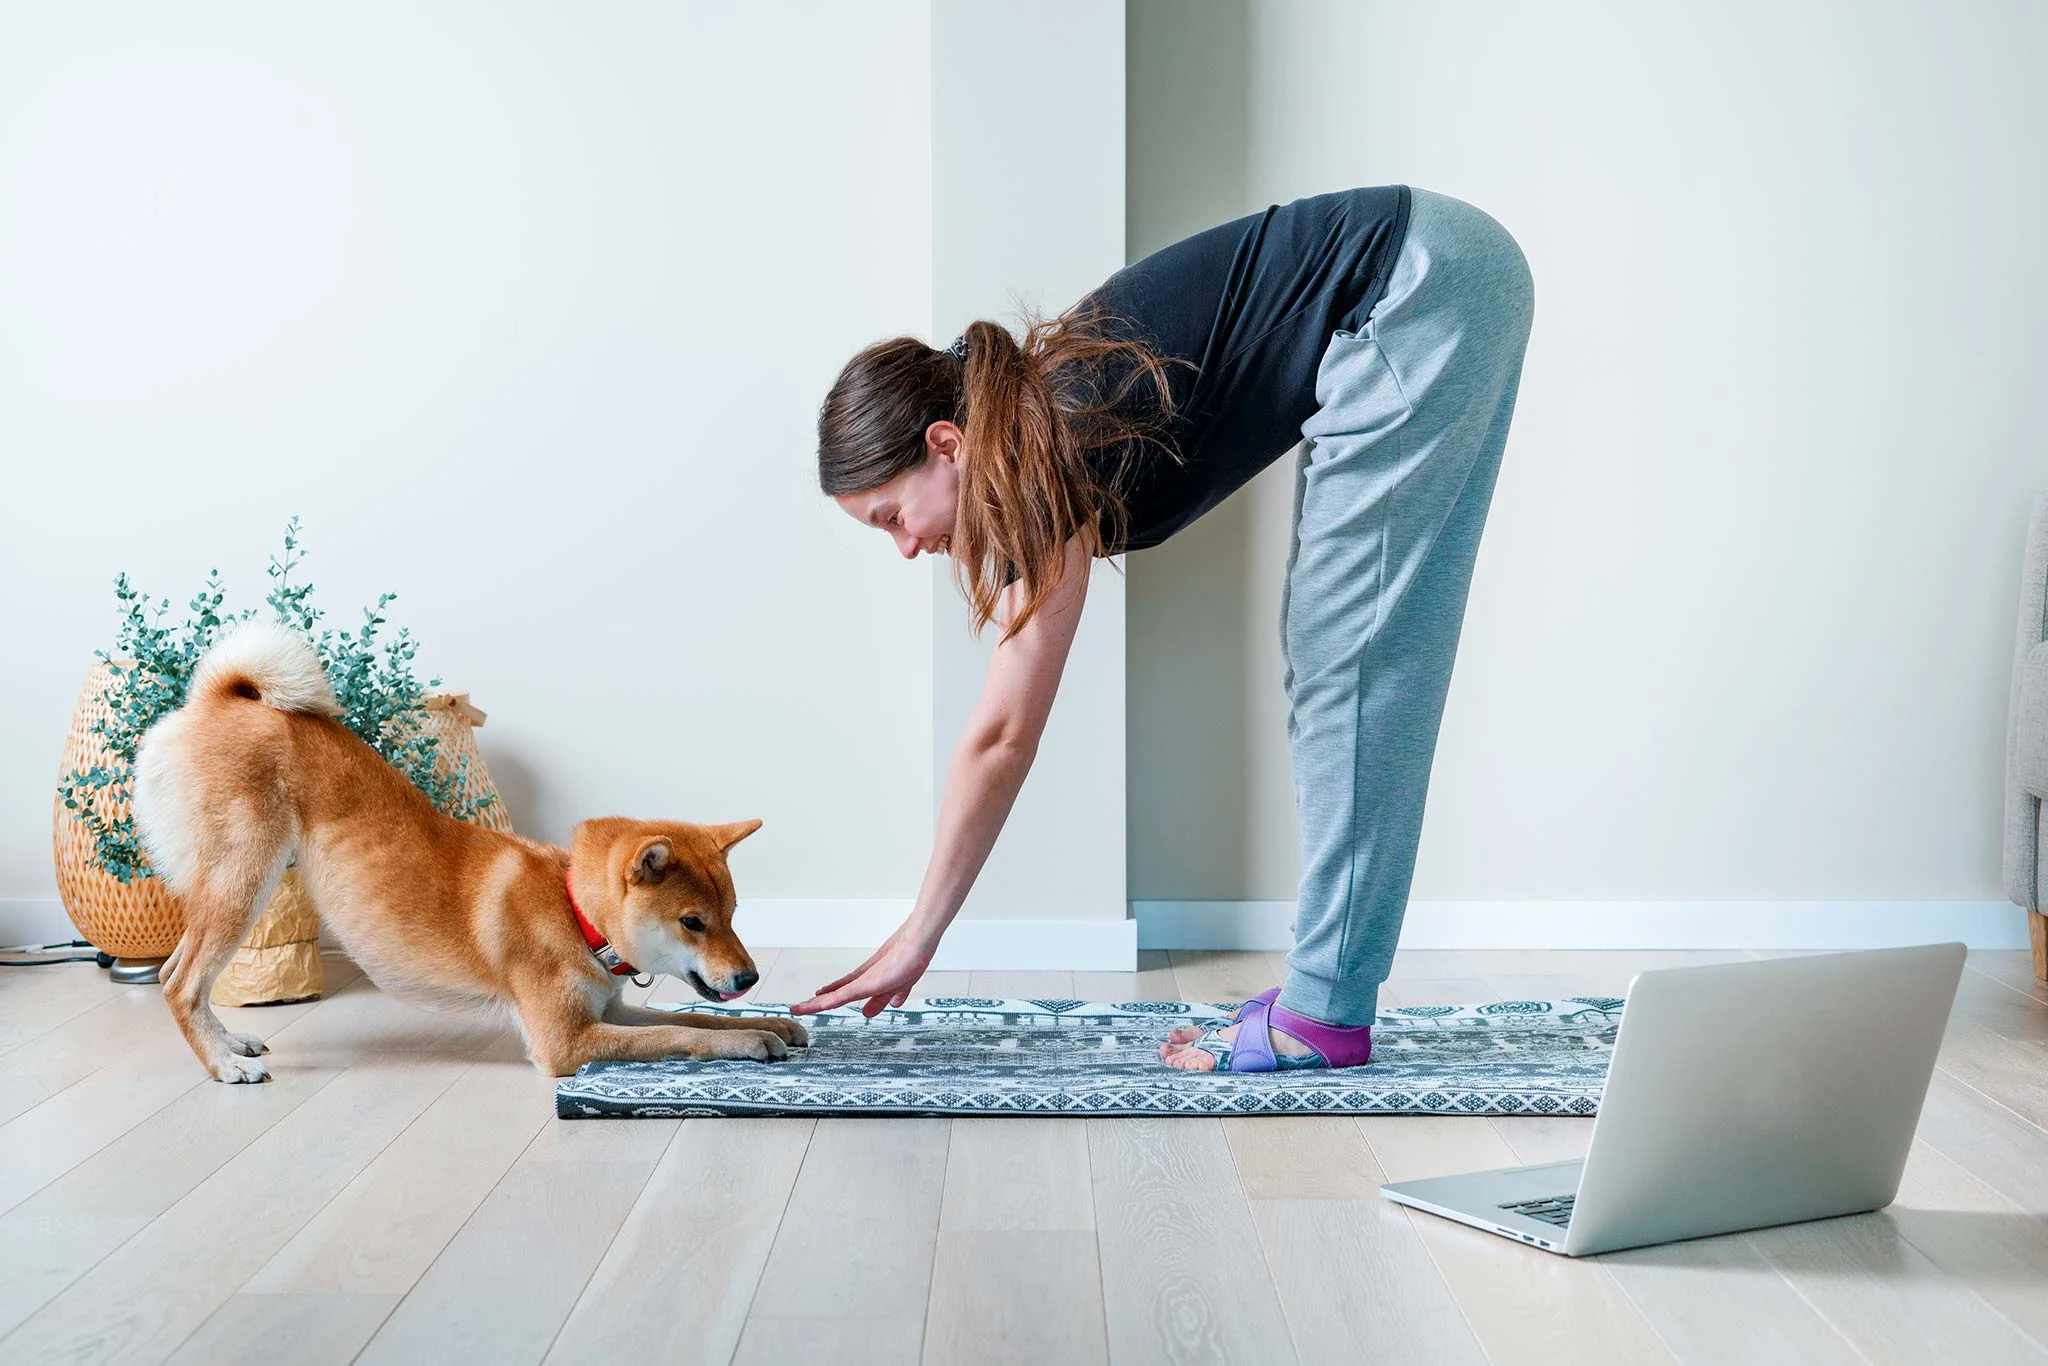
[134,621,334,893]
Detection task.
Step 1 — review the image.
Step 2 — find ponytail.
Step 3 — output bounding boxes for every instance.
[818,306,1181,640]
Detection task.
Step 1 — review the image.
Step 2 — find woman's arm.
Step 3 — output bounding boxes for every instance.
[790,532,1097,1016]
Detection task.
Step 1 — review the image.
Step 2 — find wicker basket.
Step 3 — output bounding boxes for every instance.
[52,662,184,959]
[53,664,513,998]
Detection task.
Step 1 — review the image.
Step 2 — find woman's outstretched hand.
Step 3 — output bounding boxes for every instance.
[790,921,938,1018]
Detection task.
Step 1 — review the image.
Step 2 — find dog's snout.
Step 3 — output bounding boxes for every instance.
[731,968,759,994]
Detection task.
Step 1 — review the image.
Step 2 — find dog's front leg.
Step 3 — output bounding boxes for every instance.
[602,997,808,1048]
[517,982,791,1076]
[535,1021,790,1076]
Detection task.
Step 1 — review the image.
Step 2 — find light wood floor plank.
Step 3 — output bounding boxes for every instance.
[1889,1138,2048,1351]
[941,1118,1093,1232]
[1087,1116,1296,1364]
[245,1044,553,1295]
[1916,1071,2048,1213]
[1599,1233,1866,1365]
[733,1315,924,1366]
[1967,951,2048,998]
[749,1117,951,1322]
[1950,965,2048,1045]
[925,1119,1103,1363]
[0,963,132,1053]
[0,1062,342,1336]
[1748,1210,2048,1364]
[0,1050,471,1364]
[1379,977,1500,1009]
[544,1117,812,1365]
[1227,1117,1484,1365]
[1937,1016,2048,1134]
[165,1291,399,1366]
[355,1152,658,1366]
[1488,1116,1596,1167]
[915,970,973,996]
[1074,949,1179,1004]
[1358,1115,1676,1366]
[968,970,1075,999]
[924,1229,1107,1366]
[0,1214,149,1342]
[0,985,156,1126]
[1167,949,1287,1005]
[755,947,870,1007]
[0,1029,212,1215]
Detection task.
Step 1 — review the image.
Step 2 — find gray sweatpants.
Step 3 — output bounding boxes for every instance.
[1276,189,1535,1026]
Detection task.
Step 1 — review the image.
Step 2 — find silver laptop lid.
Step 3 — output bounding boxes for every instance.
[1565,943,1965,1255]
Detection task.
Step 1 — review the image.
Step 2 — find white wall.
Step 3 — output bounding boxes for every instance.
[0,3,935,914]
[1129,2,2048,918]
[931,0,1129,932]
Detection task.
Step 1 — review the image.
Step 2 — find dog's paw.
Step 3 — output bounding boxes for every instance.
[716,1029,789,1063]
[225,1032,270,1057]
[211,1053,271,1084]
[762,1017,810,1048]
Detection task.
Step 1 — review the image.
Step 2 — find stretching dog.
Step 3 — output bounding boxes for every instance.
[132,621,806,1082]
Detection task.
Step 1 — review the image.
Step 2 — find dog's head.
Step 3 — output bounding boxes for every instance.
[570,817,764,1000]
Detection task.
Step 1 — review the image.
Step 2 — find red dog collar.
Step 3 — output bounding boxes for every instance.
[565,870,641,978]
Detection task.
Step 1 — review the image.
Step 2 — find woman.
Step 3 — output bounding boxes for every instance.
[790,186,1534,1073]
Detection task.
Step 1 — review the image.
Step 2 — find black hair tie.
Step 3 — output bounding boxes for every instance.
[944,336,969,362]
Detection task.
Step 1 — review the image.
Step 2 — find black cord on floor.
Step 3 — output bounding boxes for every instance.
[0,939,101,967]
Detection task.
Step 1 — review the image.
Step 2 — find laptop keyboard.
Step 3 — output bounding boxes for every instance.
[1499,1194,1575,1228]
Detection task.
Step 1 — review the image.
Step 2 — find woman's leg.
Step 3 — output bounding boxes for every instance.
[1164,190,1534,1070]
[1278,190,1535,1027]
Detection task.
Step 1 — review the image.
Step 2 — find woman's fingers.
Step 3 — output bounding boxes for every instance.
[790,982,861,1015]
[815,946,890,997]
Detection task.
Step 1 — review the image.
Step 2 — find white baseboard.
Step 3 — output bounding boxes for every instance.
[737,900,1137,971]
[1134,899,2032,952]
[0,899,75,951]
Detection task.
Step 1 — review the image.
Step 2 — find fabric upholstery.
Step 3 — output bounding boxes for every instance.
[2006,494,2048,910]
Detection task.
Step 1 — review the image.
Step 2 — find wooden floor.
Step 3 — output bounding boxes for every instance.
[1,948,2045,1365]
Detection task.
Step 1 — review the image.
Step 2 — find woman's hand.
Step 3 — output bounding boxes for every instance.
[790,919,939,1018]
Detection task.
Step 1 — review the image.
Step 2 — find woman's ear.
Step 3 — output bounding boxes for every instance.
[926,420,963,466]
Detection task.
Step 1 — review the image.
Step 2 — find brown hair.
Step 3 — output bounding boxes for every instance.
[817,308,1181,640]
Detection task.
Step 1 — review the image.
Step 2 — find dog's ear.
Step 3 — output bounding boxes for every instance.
[708,819,763,853]
[628,837,673,885]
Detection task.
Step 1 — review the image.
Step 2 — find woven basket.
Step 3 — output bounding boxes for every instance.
[52,662,184,958]
[53,664,513,994]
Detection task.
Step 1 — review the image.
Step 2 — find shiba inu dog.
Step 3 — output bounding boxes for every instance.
[132,621,804,1082]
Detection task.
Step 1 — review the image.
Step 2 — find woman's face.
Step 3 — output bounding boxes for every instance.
[834,420,962,559]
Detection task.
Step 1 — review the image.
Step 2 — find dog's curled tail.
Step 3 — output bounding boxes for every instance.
[134,622,335,894]
[187,620,340,717]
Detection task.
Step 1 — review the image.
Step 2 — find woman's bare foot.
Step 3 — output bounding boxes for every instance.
[1158,1018,1319,1072]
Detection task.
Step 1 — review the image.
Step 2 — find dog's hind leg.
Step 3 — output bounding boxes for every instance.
[162,834,292,1083]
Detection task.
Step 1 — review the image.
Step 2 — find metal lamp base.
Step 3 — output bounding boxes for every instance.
[109,956,166,985]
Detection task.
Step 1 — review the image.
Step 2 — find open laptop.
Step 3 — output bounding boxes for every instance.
[1380,942,1966,1256]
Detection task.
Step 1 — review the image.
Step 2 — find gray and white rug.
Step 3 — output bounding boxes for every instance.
[554,997,1622,1119]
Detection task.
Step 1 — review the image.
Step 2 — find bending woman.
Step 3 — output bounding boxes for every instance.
[791,186,1534,1073]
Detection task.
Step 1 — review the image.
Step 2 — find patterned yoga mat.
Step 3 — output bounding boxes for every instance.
[554,996,1622,1119]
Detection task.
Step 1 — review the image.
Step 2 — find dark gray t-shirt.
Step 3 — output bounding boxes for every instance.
[1084,185,1411,551]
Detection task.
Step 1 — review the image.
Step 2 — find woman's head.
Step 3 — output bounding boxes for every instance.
[817,311,1179,639]
[818,337,964,562]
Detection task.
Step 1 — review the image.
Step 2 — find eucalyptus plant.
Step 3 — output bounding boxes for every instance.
[58,518,492,882]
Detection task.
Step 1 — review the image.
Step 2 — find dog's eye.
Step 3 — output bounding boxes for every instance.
[679,915,706,933]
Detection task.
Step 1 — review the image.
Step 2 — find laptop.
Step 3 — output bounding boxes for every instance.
[1379,942,1966,1256]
